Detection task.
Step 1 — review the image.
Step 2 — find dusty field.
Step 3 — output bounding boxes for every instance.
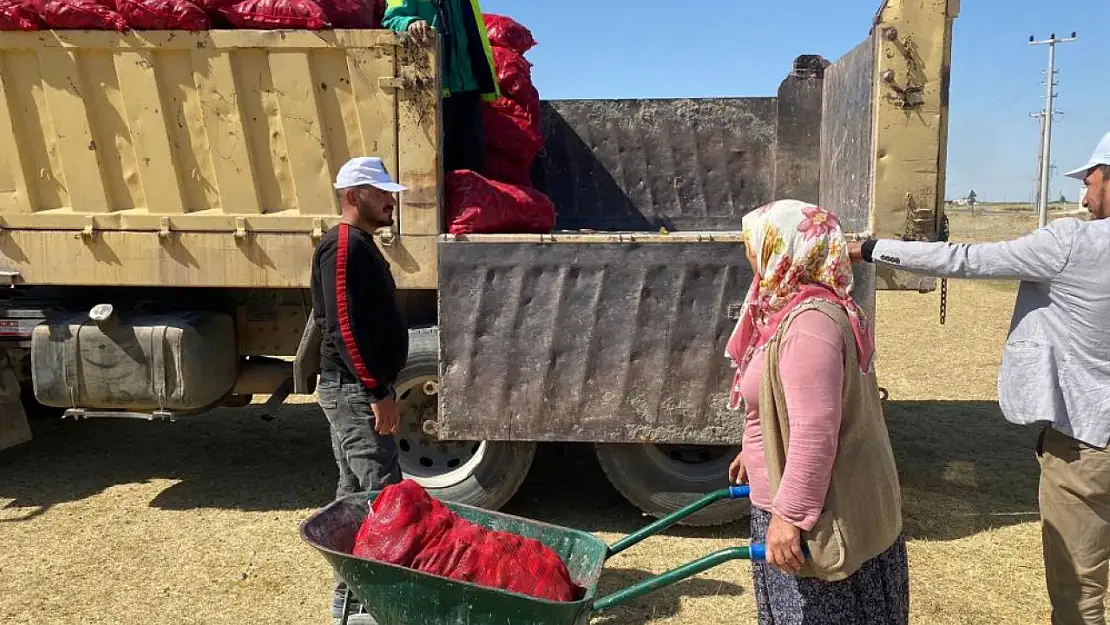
[0,210,1094,625]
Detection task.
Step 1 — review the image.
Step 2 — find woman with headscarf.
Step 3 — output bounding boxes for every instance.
[726,199,908,624]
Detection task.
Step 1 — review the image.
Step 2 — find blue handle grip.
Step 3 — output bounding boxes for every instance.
[747,543,811,561]
[728,485,751,499]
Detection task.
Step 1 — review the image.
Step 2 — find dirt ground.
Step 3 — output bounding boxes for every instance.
[0,210,1095,624]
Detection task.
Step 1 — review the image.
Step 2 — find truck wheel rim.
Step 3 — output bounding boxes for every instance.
[396,373,487,489]
[643,444,737,482]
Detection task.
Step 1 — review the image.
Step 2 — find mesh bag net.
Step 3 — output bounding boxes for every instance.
[482,13,536,55]
[352,480,580,602]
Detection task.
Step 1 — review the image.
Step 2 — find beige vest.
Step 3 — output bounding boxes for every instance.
[758,299,902,581]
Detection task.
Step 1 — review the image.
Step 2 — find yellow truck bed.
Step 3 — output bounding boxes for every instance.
[0,29,440,289]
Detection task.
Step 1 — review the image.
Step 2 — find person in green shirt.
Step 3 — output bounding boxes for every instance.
[383,0,500,176]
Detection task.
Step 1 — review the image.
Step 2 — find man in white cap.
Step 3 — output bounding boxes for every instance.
[847,132,1110,624]
[310,156,410,624]
[1064,131,1110,220]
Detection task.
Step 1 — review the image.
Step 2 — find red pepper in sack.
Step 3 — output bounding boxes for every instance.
[33,0,128,30]
[491,46,535,106]
[482,13,536,55]
[217,0,328,29]
[482,98,543,163]
[114,0,208,30]
[0,0,43,29]
[353,480,580,602]
[446,170,555,236]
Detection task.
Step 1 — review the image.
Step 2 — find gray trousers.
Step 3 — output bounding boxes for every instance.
[318,372,402,601]
[318,373,402,500]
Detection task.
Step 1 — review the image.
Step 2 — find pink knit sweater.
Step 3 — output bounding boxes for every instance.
[738,309,845,532]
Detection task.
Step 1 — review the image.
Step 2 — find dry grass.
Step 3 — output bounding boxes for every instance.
[0,210,1095,624]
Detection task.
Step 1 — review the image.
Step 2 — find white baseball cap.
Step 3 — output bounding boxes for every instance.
[1063,131,1110,181]
[334,156,408,192]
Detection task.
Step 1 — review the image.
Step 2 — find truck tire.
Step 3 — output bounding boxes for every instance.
[396,327,536,511]
[594,443,750,527]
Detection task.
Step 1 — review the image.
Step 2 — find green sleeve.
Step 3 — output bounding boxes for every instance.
[381,0,422,32]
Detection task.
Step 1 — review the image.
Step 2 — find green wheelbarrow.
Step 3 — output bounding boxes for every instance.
[299,485,763,625]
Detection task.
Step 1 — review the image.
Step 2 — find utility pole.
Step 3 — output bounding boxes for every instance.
[1031,111,1046,208]
[1030,31,1078,228]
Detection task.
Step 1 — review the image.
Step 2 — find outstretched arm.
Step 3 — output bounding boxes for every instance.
[856,218,1078,282]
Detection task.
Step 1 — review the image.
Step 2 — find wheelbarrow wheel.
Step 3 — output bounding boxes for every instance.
[396,327,537,511]
[595,442,750,527]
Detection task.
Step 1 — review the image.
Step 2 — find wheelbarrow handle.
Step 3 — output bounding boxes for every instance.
[593,544,765,613]
[606,486,750,557]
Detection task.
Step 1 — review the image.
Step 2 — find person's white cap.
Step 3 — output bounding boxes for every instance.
[1063,131,1110,181]
[334,156,408,193]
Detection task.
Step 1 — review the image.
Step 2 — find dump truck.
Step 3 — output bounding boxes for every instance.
[0,0,957,526]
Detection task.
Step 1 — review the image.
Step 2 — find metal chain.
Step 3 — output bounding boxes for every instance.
[939,278,947,325]
[938,213,950,325]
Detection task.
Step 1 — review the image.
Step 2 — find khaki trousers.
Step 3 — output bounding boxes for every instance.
[1039,427,1110,625]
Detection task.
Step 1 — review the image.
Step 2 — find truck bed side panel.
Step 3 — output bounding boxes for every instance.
[819,37,874,234]
[818,38,878,316]
[0,30,439,289]
[534,99,778,232]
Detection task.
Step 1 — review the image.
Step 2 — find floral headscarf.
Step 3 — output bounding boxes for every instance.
[725,199,875,411]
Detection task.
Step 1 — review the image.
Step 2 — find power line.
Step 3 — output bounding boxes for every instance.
[1030,31,1078,228]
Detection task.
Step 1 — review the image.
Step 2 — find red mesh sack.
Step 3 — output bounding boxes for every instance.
[217,0,328,29]
[482,13,536,55]
[193,0,232,10]
[353,479,457,567]
[315,0,373,28]
[352,480,579,601]
[0,0,43,29]
[484,151,533,186]
[517,83,541,122]
[446,170,555,235]
[492,46,534,106]
[483,98,542,163]
[114,0,208,29]
[33,0,128,30]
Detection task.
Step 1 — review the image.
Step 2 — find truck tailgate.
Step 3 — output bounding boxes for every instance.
[437,234,748,444]
[436,233,876,443]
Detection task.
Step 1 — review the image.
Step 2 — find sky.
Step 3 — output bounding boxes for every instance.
[478,0,1110,203]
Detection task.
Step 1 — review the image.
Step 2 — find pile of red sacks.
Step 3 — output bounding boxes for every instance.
[444,13,556,236]
[0,0,385,31]
[353,479,582,602]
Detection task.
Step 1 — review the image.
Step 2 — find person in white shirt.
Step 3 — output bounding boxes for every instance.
[849,132,1110,625]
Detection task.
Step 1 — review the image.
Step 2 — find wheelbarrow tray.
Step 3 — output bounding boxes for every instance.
[299,493,609,625]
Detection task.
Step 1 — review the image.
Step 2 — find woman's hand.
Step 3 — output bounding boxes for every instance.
[728,451,746,485]
[766,514,805,575]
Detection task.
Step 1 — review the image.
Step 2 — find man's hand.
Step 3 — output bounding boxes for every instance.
[847,241,865,264]
[407,20,433,43]
[371,396,400,435]
[728,451,747,485]
[766,514,805,574]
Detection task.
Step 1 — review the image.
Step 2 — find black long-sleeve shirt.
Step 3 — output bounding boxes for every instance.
[311,223,408,400]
